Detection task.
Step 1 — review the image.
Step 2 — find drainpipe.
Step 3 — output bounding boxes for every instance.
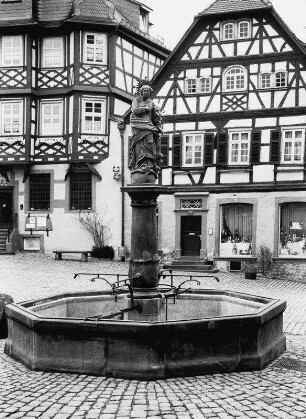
[118,121,126,262]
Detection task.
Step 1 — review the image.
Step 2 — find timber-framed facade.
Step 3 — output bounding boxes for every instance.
[0,0,168,254]
[142,0,306,278]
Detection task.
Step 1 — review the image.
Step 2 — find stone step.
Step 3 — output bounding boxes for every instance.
[163,263,218,273]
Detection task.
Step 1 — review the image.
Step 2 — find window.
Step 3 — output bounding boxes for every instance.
[29,174,51,211]
[84,33,106,64]
[42,37,64,68]
[223,22,235,40]
[185,77,211,94]
[229,131,250,164]
[70,172,92,210]
[1,35,23,67]
[82,99,105,134]
[1,101,23,135]
[183,133,204,166]
[281,129,305,163]
[41,102,63,136]
[223,66,247,92]
[275,71,287,88]
[220,204,253,257]
[279,202,306,257]
[185,78,197,94]
[238,21,250,39]
[199,77,211,93]
[259,73,272,89]
[259,72,287,89]
[221,20,251,41]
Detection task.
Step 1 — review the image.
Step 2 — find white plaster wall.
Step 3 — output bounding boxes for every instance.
[253,165,274,182]
[220,172,249,184]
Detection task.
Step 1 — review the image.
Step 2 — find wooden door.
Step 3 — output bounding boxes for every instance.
[0,190,13,228]
[181,216,201,256]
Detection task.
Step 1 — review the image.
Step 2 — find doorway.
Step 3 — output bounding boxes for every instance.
[0,189,13,228]
[181,216,201,256]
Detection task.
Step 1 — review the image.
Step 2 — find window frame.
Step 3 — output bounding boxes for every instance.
[259,71,287,89]
[281,127,305,164]
[29,173,51,211]
[83,32,107,65]
[238,20,251,39]
[70,171,92,211]
[40,100,64,136]
[185,77,212,94]
[81,97,106,135]
[1,35,23,67]
[42,37,64,68]
[182,131,205,167]
[0,100,23,136]
[199,77,212,93]
[223,65,247,92]
[228,130,251,165]
[221,21,235,41]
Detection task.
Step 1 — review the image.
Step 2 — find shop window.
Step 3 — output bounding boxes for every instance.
[182,133,204,166]
[281,129,305,163]
[1,35,23,67]
[1,101,23,135]
[29,174,51,211]
[84,33,107,64]
[228,131,250,165]
[220,204,253,257]
[42,37,64,68]
[223,66,247,92]
[70,172,92,210]
[279,202,306,257]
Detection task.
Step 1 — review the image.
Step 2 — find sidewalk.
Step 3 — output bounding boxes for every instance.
[0,253,306,419]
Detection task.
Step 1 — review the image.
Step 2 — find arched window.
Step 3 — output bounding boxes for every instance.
[222,22,235,40]
[223,66,247,91]
[238,21,250,39]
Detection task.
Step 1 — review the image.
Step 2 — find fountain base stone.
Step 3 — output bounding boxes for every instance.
[4,290,286,379]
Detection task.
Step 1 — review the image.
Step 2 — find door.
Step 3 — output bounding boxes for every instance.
[181,216,201,256]
[0,190,13,228]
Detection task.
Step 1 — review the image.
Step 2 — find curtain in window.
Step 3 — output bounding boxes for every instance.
[222,204,252,242]
[280,203,306,240]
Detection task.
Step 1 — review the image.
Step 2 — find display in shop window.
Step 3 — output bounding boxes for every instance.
[279,203,306,257]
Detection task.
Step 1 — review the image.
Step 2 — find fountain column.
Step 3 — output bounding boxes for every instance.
[122,82,165,321]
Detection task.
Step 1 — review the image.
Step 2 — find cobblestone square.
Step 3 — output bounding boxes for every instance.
[1,253,306,418]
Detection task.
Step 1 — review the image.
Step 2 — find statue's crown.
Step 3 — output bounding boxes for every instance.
[136,77,153,93]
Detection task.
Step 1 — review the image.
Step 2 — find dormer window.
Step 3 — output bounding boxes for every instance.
[139,10,149,33]
[1,35,23,67]
[259,71,287,89]
[223,66,247,92]
[221,20,251,41]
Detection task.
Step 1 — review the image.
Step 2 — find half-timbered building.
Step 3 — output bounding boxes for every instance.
[132,0,306,278]
[0,0,168,254]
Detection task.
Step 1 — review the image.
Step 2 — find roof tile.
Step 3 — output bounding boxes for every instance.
[200,0,272,15]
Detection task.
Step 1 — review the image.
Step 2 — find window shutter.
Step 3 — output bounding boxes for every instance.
[250,131,261,163]
[204,132,214,165]
[172,133,182,167]
[217,132,228,165]
[160,135,169,167]
[270,130,280,163]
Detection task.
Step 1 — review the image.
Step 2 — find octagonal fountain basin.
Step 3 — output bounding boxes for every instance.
[4,289,286,379]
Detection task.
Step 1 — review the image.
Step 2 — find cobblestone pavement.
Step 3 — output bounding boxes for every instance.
[0,253,306,418]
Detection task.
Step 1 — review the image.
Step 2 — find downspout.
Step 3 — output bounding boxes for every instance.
[118,121,126,261]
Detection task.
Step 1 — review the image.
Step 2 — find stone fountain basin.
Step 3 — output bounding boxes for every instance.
[4,289,286,379]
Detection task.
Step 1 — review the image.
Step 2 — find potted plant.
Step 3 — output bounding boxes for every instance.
[244,262,257,280]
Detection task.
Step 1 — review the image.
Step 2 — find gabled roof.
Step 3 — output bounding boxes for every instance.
[200,0,272,16]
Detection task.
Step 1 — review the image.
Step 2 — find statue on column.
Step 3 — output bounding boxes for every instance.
[129,81,162,183]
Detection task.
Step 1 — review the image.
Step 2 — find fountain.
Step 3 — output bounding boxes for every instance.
[1,81,286,379]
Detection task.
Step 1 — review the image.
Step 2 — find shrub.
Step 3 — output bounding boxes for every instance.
[91,245,114,259]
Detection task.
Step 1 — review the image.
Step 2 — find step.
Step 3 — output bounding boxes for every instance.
[163,263,218,273]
